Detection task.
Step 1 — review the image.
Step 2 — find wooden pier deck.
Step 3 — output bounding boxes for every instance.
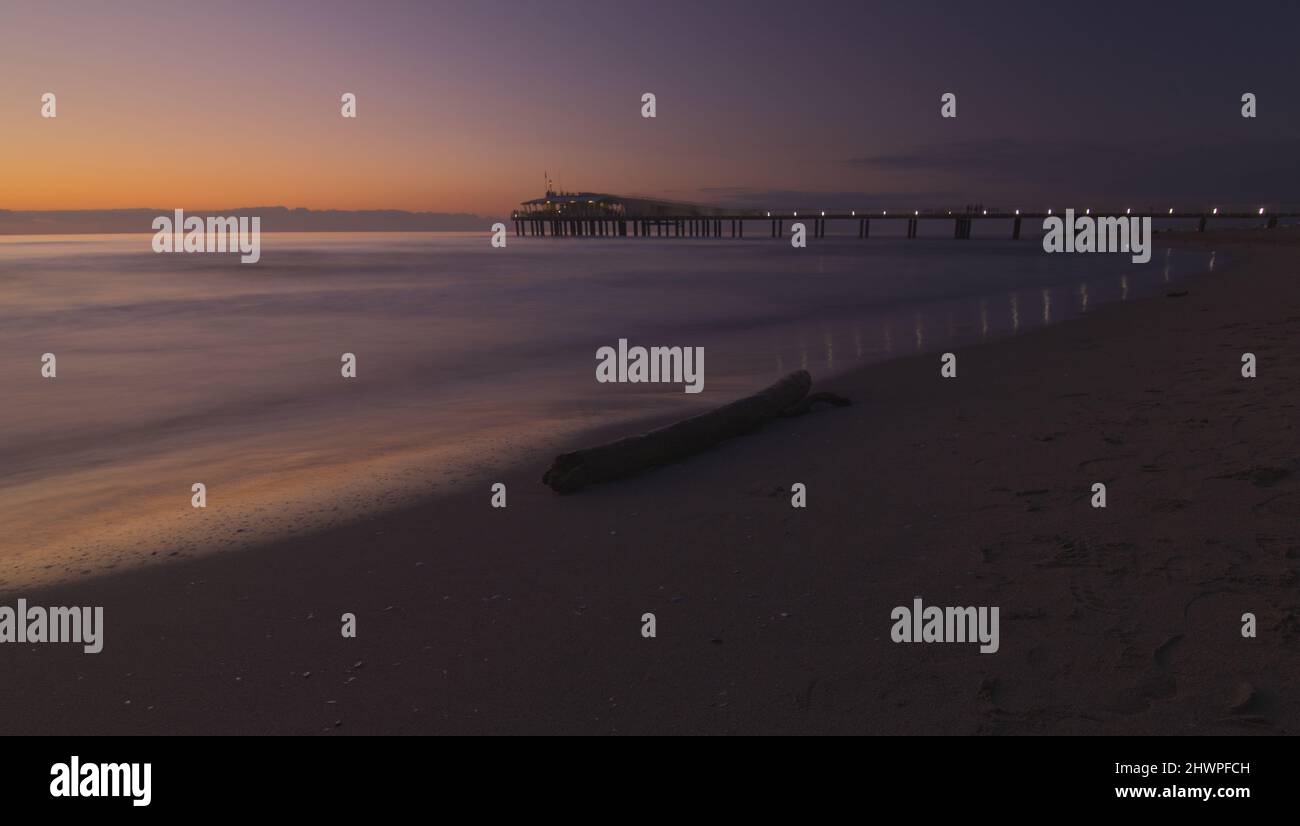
[512,208,1296,240]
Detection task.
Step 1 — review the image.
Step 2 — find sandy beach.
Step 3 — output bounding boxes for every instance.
[1,230,1295,735]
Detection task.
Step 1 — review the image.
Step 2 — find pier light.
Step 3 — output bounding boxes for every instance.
[1169,208,1174,215]
[1126,208,1131,215]
[1259,207,1265,215]
[883,210,887,215]
[1085,208,1090,215]
[851,210,856,216]
[914,210,918,215]
[982,209,987,215]
[1014,209,1019,215]
[766,211,771,217]
[1213,207,1218,215]
[793,211,798,217]
[821,211,825,216]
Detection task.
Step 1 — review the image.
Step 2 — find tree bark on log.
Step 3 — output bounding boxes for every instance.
[543,370,846,493]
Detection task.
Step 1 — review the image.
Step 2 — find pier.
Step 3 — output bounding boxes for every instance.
[513,191,1294,240]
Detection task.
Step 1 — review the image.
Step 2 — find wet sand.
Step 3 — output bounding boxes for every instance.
[1,230,1296,735]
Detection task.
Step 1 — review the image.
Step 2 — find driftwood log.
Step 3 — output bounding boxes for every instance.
[542,370,849,493]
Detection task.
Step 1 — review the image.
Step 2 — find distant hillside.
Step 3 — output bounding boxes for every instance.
[0,207,498,235]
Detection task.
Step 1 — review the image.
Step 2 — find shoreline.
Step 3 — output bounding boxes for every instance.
[1,230,1296,734]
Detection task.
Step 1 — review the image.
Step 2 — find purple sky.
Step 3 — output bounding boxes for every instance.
[3,0,1297,214]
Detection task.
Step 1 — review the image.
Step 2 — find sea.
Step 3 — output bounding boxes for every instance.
[0,230,1219,584]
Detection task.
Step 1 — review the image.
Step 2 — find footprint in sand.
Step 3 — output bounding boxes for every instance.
[1096,635,1182,716]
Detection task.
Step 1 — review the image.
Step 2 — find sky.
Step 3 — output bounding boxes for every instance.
[2,0,1298,216]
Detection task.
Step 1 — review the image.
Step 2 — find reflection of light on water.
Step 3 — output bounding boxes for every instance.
[1041,287,1051,324]
[914,313,924,351]
[979,300,989,340]
[1121,274,1129,301]
[1079,282,1089,313]
[823,330,834,370]
[1010,292,1020,332]
[1209,251,1217,272]
[1163,247,1172,282]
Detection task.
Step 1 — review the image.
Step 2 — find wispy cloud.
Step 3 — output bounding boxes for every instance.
[842,138,1300,206]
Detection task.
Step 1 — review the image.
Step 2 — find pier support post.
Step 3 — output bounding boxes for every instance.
[1012,216,1021,240]
[778,219,784,238]
[1198,216,1206,233]
[1267,215,1278,229]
